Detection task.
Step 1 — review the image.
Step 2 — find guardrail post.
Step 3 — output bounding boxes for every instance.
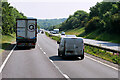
[113,52,115,55]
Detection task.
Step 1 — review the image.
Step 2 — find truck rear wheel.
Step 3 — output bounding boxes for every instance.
[81,55,84,60]
[58,50,61,57]
[61,51,65,59]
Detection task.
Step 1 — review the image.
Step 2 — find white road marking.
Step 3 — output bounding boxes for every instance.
[37,44,71,80]
[50,60,53,63]
[63,74,70,80]
[38,44,118,79]
[85,55,119,71]
[0,45,16,73]
[43,52,46,54]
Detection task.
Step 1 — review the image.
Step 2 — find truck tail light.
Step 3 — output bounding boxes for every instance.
[18,43,22,45]
[32,43,35,45]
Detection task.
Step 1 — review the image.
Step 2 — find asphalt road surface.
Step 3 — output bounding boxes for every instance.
[2,33,119,80]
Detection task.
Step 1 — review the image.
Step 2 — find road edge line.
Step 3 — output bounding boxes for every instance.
[0,45,16,73]
[85,55,119,71]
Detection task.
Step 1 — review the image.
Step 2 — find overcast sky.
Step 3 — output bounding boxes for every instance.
[8,0,103,19]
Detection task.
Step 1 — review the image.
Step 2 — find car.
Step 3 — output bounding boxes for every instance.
[65,35,76,37]
[52,31,56,34]
[61,32,65,35]
[57,36,84,59]
[41,30,44,34]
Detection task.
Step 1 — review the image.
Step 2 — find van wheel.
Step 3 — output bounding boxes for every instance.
[81,55,84,60]
[58,50,61,57]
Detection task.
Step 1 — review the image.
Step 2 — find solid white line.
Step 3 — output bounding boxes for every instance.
[85,55,118,71]
[63,74,70,79]
[50,60,53,63]
[0,45,16,73]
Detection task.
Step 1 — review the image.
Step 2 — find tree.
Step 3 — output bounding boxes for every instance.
[2,2,27,35]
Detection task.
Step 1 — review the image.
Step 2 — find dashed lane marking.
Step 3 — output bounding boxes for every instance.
[37,44,71,80]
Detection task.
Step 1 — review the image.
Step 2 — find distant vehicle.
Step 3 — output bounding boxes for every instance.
[61,31,65,35]
[37,29,40,33]
[52,31,56,34]
[16,19,37,48]
[65,35,76,37]
[41,30,44,34]
[53,29,59,34]
[57,37,84,59]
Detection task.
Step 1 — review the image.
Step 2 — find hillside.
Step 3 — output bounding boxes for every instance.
[56,2,120,43]
[37,18,67,30]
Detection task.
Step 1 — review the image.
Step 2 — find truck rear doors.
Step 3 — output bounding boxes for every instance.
[16,19,37,47]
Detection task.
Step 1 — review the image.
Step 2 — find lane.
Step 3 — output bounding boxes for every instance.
[38,33,118,78]
[83,38,120,52]
[2,41,65,78]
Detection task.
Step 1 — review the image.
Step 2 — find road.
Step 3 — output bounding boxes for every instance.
[2,33,119,79]
[83,38,120,52]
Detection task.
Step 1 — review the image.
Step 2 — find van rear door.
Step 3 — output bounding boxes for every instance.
[65,38,83,55]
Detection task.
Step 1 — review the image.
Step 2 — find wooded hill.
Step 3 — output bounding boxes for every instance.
[58,2,120,34]
[55,2,120,43]
[37,18,67,30]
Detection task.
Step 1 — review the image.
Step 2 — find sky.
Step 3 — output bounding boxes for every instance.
[8,0,103,19]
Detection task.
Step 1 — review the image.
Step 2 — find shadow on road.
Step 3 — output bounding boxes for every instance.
[14,46,33,50]
[1,43,15,50]
[49,55,81,61]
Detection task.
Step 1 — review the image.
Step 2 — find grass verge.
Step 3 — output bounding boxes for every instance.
[0,33,16,54]
[65,27,120,43]
[45,32,119,64]
[85,45,120,64]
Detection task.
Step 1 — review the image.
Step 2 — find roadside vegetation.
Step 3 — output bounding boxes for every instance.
[0,33,16,53]
[45,32,61,42]
[0,2,27,53]
[85,45,120,64]
[52,2,120,43]
[45,32,120,64]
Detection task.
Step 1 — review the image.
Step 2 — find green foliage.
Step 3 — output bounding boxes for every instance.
[2,2,27,35]
[85,45,120,64]
[58,2,120,43]
[88,2,120,34]
[45,32,61,42]
[60,10,88,31]
[85,17,102,33]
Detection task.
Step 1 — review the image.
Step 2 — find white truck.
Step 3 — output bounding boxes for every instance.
[53,29,59,34]
[16,19,37,48]
[57,36,84,59]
